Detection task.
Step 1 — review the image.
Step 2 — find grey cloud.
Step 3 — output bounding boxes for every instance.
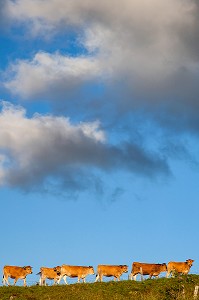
[2,0,199,184]
[3,135,170,192]
[0,0,10,32]
[0,102,169,193]
[4,0,199,130]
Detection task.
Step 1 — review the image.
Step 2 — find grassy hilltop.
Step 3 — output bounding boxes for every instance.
[0,275,199,300]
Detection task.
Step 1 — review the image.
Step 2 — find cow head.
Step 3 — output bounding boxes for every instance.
[88,266,95,275]
[23,266,33,274]
[186,259,194,267]
[161,263,167,272]
[54,266,61,275]
[121,265,128,273]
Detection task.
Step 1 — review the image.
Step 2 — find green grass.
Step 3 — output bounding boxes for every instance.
[0,275,199,300]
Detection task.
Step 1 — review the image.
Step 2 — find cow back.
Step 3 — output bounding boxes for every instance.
[3,265,32,278]
[61,265,94,277]
[97,265,128,276]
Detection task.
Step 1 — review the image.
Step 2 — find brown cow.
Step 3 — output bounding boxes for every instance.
[167,259,194,277]
[129,262,167,281]
[95,265,128,282]
[2,265,32,286]
[37,266,61,286]
[58,265,95,284]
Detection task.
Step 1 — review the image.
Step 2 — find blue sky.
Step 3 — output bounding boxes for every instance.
[0,0,199,285]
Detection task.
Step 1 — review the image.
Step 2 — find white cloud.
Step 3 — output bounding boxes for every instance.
[5,52,103,98]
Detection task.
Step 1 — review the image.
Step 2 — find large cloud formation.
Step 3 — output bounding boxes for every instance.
[5,0,199,107]
[3,0,199,132]
[0,102,168,192]
[1,0,199,193]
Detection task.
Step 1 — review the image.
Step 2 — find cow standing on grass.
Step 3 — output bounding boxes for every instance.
[58,265,95,284]
[167,259,194,277]
[129,262,167,281]
[2,265,33,286]
[95,265,128,282]
[37,266,61,286]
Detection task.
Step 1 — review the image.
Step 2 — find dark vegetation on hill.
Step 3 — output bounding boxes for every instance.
[1,275,199,300]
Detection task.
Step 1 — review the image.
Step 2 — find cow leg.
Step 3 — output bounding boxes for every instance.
[53,277,59,285]
[40,277,45,286]
[13,278,18,286]
[95,274,99,282]
[23,278,27,287]
[53,280,56,286]
[140,267,144,281]
[100,275,103,282]
[171,271,175,278]
[41,277,46,286]
[133,274,137,281]
[3,275,9,286]
[166,271,170,278]
[63,275,68,285]
[128,273,132,280]
[83,277,86,283]
[57,276,62,284]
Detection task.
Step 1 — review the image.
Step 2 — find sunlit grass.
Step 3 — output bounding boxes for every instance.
[0,275,199,300]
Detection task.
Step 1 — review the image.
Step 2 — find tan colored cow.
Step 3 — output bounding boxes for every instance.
[58,265,95,284]
[2,265,32,286]
[37,266,61,286]
[95,265,128,282]
[129,262,167,281]
[167,259,194,277]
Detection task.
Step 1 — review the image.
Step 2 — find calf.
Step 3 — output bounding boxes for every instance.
[167,259,194,277]
[37,266,61,286]
[95,265,128,282]
[2,265,32,286]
